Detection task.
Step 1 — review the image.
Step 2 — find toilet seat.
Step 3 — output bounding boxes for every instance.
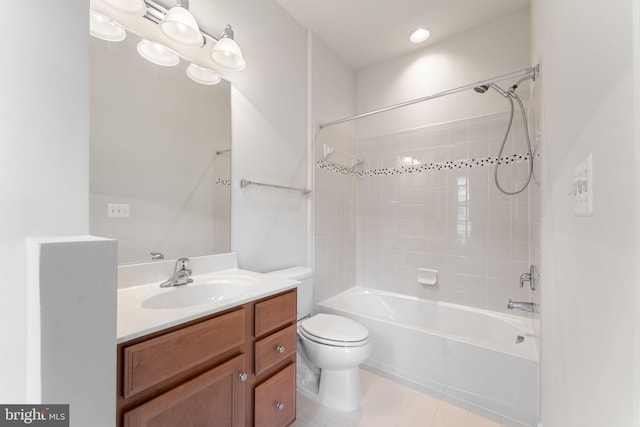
[299,313,369,347]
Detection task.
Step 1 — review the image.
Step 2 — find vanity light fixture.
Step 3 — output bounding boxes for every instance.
[159,0,203,48]
[137,39,180,66]
[102,0,146,14]
[210,25,246,71]
[90,0,247,84]
[90,10,127,42]
[409,27,431,43]
[186,63,221,85]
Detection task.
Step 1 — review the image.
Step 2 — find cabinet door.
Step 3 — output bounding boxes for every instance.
[123,354,246,427]
[255,363,296,427]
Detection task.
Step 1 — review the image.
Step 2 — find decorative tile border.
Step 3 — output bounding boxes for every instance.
[216,178,231,186]
[317,153,531,178]
[317,161,356,176]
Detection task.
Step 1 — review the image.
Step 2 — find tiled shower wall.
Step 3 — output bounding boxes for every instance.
[355,111,537,313]
[314,127,358,303]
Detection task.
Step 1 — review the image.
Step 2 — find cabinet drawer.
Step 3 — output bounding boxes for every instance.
[255,324,296,376]
[123,309,244,399]
[123,354,246,427]
[255,363,296,427]
[254,291,296,338]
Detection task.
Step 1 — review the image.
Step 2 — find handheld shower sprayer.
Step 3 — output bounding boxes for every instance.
[473,81,534,196]
[473,83,511,98]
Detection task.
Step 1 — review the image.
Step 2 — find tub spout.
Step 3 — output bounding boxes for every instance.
[507,299,539,313]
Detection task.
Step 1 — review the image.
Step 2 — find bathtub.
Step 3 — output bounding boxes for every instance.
[317,287,539,426]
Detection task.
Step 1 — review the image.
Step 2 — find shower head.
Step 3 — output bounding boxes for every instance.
[473,83,510,98]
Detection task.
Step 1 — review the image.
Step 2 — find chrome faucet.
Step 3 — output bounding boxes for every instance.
[160,258,193,288]
[150,252,165,261]
[507,299,539,313]
[519,265,539,290]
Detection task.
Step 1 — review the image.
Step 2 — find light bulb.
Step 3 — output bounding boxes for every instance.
[160,6,203,48]
[410,27,430,43]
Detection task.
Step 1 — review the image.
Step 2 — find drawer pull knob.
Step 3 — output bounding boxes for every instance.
[238,373,248,382]
[276,345,286,354]
[275,402,285,411]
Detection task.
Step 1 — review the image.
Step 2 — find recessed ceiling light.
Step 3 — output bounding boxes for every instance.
[410,27,431,43]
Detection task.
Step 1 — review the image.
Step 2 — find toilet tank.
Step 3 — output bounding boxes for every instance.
[266,266,313,320]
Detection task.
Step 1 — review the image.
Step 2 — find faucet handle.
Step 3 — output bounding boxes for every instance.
[176,257,190,270]
[519,265,539,290]
[519,273,530,288]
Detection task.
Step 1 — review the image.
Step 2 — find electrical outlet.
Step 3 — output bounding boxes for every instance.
[108,203,129,218]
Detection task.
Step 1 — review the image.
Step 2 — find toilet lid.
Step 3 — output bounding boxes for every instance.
[299,313,369,345]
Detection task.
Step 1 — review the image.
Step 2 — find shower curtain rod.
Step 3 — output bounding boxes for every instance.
[318,65,538,129]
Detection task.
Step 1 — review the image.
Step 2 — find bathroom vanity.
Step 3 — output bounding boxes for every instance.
[116,255,298,427]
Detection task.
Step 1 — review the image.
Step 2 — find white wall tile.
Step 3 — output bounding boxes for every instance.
[348,111,534,312]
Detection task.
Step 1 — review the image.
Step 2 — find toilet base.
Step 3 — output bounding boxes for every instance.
[296,352,320,395]
[318,367,362,412]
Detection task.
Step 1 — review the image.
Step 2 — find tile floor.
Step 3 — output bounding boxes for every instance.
[291,370,530,427]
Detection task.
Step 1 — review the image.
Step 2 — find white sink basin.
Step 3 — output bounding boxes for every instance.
[141,275,259,310]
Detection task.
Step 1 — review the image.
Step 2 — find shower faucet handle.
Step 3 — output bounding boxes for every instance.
[519,265,539,290]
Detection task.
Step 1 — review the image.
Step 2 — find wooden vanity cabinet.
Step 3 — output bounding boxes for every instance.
[252,291,297,427]
[117,289,297,427]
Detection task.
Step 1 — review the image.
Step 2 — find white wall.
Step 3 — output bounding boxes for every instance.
[0,2,90,403]
[357,8,531,138]
[89,36,231,264]
[532,0,638,425]
[34,237,116,426]
[310,33,358,302]
[213,1,309,272]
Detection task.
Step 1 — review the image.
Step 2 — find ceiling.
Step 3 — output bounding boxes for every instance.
[276,0,530,70]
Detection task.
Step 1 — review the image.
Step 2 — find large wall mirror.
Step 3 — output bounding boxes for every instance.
[89,36,231,265]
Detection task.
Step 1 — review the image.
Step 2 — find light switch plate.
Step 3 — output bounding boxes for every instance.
[108,203,129,218]
[572,154,593,216]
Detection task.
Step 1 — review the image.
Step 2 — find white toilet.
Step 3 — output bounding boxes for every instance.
[267,267,372,412]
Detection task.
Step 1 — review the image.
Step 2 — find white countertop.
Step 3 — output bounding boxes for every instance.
[117,267,297,343]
